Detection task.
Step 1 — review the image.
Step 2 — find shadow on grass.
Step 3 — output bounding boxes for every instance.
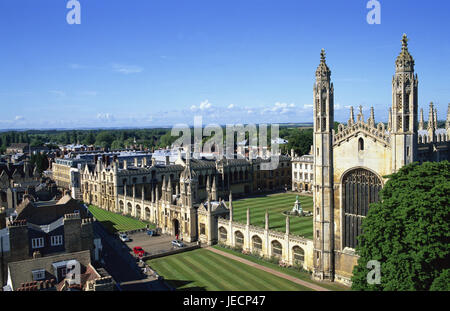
[164,279,207,291]
[99,220,119,234]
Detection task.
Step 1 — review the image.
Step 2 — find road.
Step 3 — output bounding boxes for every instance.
[93,222,171,291]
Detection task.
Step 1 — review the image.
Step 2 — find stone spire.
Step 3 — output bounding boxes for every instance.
[419,108,424,130]
[286,216,290,235]
[395,34,415,73]
[368,107,375,127]
[434,108,438,130]
[357,105,364,123]
[206,175,211,200]
[211,175,218,201]
[167,175,172,200]
[315,49,331,81]
[427,102,435,130]
[228,191,233,221]
[265,209,269,231]
[348,106,355,126]
[427,102,436,143]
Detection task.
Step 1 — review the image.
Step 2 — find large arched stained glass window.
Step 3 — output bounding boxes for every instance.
[342,168,382,249]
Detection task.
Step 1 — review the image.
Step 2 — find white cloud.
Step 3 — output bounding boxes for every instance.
[303,104,313,109]
[97,113,115,122]
[227,104,235,109]
[262,102,296,115]
[112,64,143,74]
[191,100,213,112]
[14,116,24,121]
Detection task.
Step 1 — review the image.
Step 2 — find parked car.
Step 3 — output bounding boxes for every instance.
[133,246,146,257]
[119,233,130,242]
[171,240,185,248]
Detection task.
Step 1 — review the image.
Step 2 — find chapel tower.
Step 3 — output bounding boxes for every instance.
[391,34,419,172]
[312,49,335,281]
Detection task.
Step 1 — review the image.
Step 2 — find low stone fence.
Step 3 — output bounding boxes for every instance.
[141,243,201,261]
[217,218,314,271]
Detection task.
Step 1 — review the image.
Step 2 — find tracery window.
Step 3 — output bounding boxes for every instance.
[342,168,382,249]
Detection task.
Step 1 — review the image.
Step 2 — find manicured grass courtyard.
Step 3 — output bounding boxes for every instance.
[88,204,153,234]
[229,193,313,239]
[213,245,349,291]
[147,248,313,291]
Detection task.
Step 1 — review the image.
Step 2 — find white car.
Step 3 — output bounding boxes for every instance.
[171,240,185,248]
[119,233,130,242]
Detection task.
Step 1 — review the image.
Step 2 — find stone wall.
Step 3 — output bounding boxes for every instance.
[216,218,314,271]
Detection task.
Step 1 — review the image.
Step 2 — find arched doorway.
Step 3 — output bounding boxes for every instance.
[173,219,180,236]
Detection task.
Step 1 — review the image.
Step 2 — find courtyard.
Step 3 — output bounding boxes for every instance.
[229,193,313,239]
[87,204,154,234]
[146,248,314,291]
[125,231,197,258]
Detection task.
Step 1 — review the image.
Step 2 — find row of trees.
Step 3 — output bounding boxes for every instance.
[0,125,316,156]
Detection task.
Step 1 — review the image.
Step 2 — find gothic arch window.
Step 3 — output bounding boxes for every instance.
[358,138,364,151]
[342,168,382,249]
[145,207,150,220]
[219,227,227,242]
[292,246,305,265]
[252,235,262,251]
[135,205,141,218]
[235,231,244,247]
[271,240,282,258]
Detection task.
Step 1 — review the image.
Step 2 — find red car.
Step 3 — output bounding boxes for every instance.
[133,246,145,257]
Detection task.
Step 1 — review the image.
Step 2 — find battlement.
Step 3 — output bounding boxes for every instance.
[81,217,93,224]
[64,213,81,220]
[8,219,27,228]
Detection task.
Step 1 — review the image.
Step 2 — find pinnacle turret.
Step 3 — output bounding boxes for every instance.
[395,34,415,73]
[315,49,331,80]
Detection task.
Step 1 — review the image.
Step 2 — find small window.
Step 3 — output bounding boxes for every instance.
[51,235,63,246]
[406,146,410,157]
[31,238,44,249]
[358,138,364,151]
[32,269,46,281]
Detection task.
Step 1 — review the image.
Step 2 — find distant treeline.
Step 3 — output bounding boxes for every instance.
[0,125,318,157]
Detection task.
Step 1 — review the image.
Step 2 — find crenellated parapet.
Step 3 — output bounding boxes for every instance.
[334,106,390,147]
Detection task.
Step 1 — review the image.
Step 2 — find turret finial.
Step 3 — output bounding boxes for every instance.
[401,34,408,50]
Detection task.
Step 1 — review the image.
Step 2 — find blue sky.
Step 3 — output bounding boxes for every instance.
[0,0,449,129]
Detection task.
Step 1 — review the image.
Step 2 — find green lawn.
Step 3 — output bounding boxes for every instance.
[229,193,313,239]
[213,245,350,291]
[88,204,153,234]
[147,248,313,291]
